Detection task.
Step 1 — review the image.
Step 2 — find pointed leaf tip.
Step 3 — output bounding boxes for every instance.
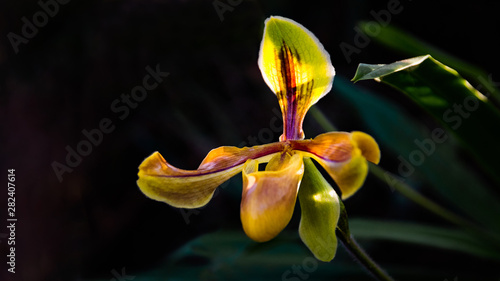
[352,55,430,82]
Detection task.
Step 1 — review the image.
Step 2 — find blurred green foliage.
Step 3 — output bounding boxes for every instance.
[3,0,500,281]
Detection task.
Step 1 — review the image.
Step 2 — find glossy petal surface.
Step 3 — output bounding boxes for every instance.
[258,16,335,140]
[298,158,340,262]
[137,143,284,208]
[292,131,380,199]
[351,131,381,164]
[241,152,304,242]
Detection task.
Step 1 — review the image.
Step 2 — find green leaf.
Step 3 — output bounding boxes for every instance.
[350,219,500,261]
[136,230,381,281]
[352,55,500,185]
[298,158,340,262]
[351,55,429,83]
[357,22,500,105]
[332,76,500,233]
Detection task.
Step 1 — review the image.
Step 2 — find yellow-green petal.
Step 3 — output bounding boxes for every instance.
[258,16,335,141]
[240,151,304,242]
[298,157,340,262]
[137,143,284,208]
[291,131,380,199]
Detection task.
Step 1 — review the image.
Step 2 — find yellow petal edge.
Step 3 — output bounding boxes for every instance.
[258,15,335,103]
[258,16,335,140]
[241,152,304,242]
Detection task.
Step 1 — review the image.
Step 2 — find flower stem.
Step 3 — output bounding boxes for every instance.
[369,163,500,246]
[368,164,470,227]
[309,106,467,227]
[336,200,396,281]
[309,106,338,131]
[337,230,396,281]
[310,105,500,247]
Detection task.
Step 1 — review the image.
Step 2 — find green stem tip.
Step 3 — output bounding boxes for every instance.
[336,200,396,281]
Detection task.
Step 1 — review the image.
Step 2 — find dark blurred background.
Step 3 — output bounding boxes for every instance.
[1,0,500,280]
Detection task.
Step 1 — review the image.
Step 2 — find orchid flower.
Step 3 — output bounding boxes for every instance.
[137,16,380,261]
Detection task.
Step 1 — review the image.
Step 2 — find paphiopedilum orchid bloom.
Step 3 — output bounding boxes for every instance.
[137,16,380,261]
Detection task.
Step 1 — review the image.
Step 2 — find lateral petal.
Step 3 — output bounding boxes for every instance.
[241,152,304,242]
[351,131,381,164]
[291,131,380,199]
[258,16,335,141]
[137,142,284,208]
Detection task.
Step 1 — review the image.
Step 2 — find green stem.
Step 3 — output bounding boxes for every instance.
[337,230,395,281]
[369,164,471,228]
[310,105,500,247]
[369,163,500,246]
[304,156,394,278]
[336,200,395,281]
[310,106,466,226]
[309,106,338,131]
